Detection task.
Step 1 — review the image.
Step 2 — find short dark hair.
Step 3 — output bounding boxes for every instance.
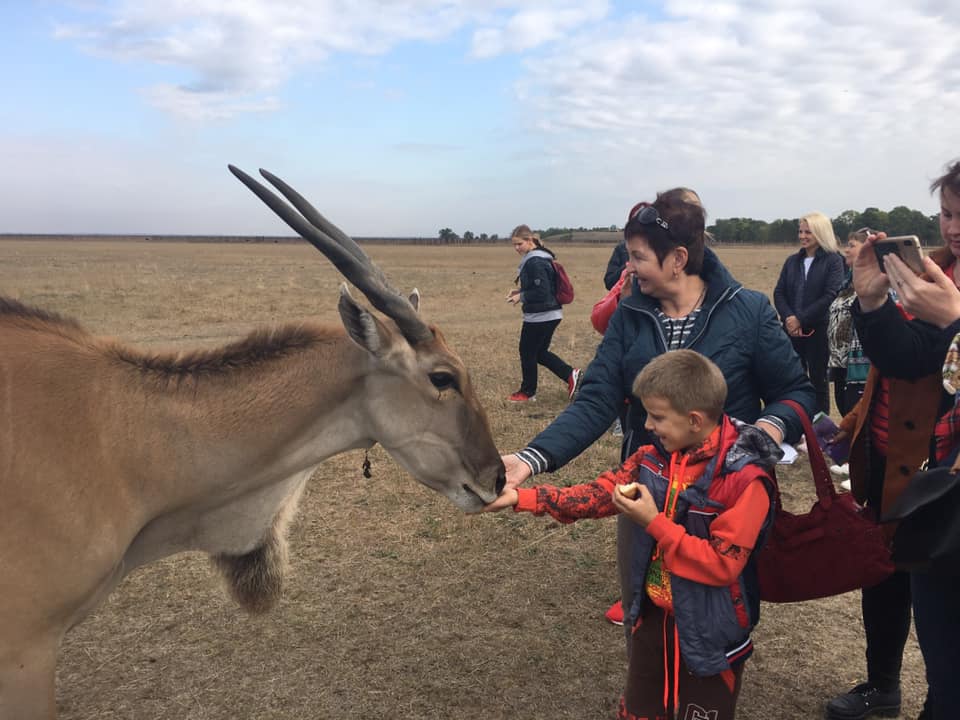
[624,191,706,275]
[632,349,727,422]
[931,160,960,198]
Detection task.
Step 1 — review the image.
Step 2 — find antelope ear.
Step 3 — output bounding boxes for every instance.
[408,288,420,313]
[338,284,393,357]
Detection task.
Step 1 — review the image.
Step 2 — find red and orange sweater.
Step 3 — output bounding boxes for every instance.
[515,421,771,613]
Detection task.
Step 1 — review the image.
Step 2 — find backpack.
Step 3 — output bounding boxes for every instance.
[552,260,575,305]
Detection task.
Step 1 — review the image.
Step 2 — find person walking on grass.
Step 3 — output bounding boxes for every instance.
[506,224,579,403]
[486,351,780,720]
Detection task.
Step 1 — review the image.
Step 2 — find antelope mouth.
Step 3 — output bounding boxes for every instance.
[462,483,490,504]
[459,462,505,507]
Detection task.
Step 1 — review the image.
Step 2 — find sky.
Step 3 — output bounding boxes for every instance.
[2,0,959,237]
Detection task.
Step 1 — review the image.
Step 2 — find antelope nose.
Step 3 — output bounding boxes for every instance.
[495,466,506,495]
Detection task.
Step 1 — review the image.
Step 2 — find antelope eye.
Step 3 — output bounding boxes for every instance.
[428,372,456,391]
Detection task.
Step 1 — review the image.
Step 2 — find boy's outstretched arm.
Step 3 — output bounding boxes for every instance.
[484,465,637,522]
[483,488,519,512]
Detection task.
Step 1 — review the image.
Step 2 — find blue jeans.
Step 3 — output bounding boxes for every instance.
[911,570,960,716]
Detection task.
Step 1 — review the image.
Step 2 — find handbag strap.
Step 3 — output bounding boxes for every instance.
[781,399,838,507]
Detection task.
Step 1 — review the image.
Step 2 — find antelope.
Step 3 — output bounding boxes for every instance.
[0,166,506,719]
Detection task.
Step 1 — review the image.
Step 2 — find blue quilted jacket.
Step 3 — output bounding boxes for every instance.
[526,247,815,469]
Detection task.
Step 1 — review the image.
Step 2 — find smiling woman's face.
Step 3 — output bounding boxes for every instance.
[626,234,673,299]
[799,219,819,253]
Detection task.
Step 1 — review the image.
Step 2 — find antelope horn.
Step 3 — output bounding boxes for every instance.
[228,164,433,345]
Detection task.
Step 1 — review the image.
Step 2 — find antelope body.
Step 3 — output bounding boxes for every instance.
[0,167,505,719]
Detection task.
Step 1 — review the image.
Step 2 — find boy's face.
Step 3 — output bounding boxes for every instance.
[641,395,702,453]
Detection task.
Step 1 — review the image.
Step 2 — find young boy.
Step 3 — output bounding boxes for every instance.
[486,350,781,720]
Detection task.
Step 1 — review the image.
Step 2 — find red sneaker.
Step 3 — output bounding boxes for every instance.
[604,600,624,626]
[508,391,536,403]
[567,368,582,400]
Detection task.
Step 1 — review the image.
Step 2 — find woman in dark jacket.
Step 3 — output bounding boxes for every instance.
[774,212,845,415]
[506,225,579,402]
[603,242,629,291]
[500,191,815,657]
[843,160,960,720]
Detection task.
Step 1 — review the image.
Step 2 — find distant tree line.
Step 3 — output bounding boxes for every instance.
[434,205,940,247]
[436,228,501,243]
[707,206,941,247]
[541,225,619,238]
[433,224,620,244]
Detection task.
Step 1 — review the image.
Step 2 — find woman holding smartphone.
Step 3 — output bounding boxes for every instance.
[774,212,845,415]
[829,160,960,720]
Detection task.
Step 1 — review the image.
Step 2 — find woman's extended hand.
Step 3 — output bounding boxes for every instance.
[885,254,960,329]
[506,288,521,305]
[501,453,532,490]
[852,233,891,311]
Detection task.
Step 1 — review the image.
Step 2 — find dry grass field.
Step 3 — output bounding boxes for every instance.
[0,240,926,719]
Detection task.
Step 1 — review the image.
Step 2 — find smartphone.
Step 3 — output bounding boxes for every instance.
[873,235,924,275]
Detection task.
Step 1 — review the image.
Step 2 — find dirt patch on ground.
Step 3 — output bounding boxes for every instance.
[1,241,925,719]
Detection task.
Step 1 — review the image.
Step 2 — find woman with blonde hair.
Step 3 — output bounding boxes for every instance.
[506,225,579,402]
[774,211,845,414]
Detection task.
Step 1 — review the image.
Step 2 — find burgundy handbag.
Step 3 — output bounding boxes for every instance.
[756,400,895,603]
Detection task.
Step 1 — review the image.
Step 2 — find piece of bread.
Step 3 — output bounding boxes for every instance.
[616,482,641,499]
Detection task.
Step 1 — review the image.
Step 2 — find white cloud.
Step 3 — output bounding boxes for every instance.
[38,1,960,228]
[54,0,604,119]
[144,85,281,120]
[470,1,609,58]
[512,0,960,219]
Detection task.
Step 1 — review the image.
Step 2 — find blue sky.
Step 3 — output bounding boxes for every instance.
[2,1,958,237]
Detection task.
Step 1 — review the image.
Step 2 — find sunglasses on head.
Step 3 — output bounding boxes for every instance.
[854,226,873,238]
[628,203,670,232]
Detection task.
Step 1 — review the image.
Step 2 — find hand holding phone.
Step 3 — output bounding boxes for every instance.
[873,236,924,275]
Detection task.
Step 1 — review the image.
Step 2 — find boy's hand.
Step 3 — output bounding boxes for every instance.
[483,488,519,512]
[612,483,659,528]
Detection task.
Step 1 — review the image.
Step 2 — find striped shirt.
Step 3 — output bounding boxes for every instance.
[655,307,704,350]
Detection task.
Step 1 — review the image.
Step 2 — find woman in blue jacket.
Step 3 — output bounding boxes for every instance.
[773,212,845,415]
[502,191,815,637]
[506,225,579,402]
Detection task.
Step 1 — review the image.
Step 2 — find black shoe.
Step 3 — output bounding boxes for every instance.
[825,683,901,720]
